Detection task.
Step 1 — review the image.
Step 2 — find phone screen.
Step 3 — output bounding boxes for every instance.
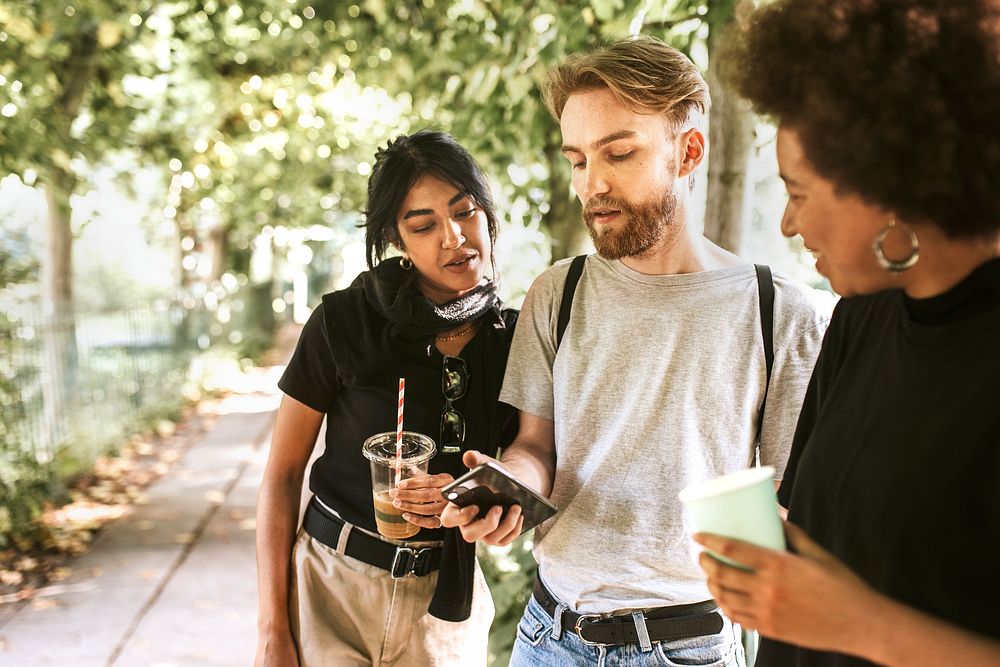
[441,463,558,534]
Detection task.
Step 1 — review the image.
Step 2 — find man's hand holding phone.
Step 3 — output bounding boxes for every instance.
[440,451,526,546]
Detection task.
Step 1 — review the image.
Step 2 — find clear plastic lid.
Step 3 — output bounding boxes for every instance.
[362,431,436,466]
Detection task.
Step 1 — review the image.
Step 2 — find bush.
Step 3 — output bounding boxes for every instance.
[481,533,539,667]
[0,448,64,549]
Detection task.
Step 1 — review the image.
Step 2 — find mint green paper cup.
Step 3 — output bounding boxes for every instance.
[679,466,785,569]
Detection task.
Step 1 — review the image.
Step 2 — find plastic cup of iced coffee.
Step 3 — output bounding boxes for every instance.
[362,431,436,539]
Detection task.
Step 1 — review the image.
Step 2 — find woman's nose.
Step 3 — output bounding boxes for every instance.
[442,219,465,249]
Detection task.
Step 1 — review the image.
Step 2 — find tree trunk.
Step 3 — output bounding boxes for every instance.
[543,132,587,262]
[171,208,193,349]
[36,25,100,451]
[703,0,755,254]
[206,221,229,282]
[40,166,79,451]
[173,207,192,291]
[42,167,76,320]
[246,232,276,339]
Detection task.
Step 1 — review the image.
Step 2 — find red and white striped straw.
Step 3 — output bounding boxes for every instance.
[395,377,405,485]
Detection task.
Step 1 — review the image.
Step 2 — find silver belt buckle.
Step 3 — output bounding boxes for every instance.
[390,546,415,579]
[574,613,608,647]
[390,546,433,579]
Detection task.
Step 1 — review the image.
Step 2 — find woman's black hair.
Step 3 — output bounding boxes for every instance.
[364,129,500,270]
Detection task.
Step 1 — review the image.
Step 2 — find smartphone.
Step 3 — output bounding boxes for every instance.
[441,462,558,534]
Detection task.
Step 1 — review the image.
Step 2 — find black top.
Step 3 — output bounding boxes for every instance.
[759,259,1000,666]
[279,293,518,541]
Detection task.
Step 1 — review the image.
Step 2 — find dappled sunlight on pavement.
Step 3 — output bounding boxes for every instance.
[0,325,300,665]
[201,365,286,405]
[209,391,282,416]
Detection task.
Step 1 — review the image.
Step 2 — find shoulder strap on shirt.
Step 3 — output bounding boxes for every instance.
[556,254,587,350]
[554,258,774,444]
[754,264,775,448]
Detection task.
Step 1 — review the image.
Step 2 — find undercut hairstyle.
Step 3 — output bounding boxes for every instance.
[723,0,1000,239]
[542,35,711,131]
[364,129,499,269]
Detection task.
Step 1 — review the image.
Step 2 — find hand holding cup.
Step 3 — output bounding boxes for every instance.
[679,466,785,569]
[391,472,454,529]
[363,431,436,539]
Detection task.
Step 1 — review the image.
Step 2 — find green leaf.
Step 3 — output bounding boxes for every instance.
[97,20,124,49]
[505,75,534,105]
[590,0,624,23]
[473,64,502,105]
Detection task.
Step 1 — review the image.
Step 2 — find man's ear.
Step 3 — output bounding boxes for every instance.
[677,128,706,177]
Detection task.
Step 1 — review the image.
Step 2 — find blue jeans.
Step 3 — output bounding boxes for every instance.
[509,595,746,667]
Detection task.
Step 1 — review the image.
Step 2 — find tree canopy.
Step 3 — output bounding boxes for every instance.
[1,0,762,315]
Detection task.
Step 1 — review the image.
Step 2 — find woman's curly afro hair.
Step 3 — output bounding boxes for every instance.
[722,0,1000,239]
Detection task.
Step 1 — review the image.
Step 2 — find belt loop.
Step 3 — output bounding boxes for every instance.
[336,522,352,555]
[597,645,608,667]
[551,603,568,640]
[632,611,653,652]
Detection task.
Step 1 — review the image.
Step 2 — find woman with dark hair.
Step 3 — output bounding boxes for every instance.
[254,130,517,666]
[695,1,1000,666]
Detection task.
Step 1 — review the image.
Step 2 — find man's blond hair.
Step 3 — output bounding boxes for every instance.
[542,35,711,130]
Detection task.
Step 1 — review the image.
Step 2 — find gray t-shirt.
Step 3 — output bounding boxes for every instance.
[500,255,829,613]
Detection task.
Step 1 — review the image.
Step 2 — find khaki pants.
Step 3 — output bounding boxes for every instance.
[289,527,495,666]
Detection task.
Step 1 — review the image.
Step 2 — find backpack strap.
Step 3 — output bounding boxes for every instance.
[753,264,775,448]
[556,254,587,350]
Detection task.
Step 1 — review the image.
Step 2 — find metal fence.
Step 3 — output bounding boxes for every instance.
[0,277,278,471]
[0,301,193,466]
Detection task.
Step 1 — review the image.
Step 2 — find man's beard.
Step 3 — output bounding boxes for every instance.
[584,191,678,260]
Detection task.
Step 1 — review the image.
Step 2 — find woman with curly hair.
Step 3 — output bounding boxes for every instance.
[695,1,1000,666]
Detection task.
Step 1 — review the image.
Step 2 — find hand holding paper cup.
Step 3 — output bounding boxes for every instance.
[679,466,785,569]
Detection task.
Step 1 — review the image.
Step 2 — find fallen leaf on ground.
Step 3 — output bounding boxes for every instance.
[159,450,181,463]
[15,557,37,572]
[156,420,176,438]
[0,571,23,586]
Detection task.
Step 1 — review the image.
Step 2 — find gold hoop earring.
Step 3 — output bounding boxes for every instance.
[400,256,413,271]
[872,219,919,273]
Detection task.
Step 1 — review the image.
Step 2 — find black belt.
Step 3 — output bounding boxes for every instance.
[533,578,724,647]
[303,497,442,579]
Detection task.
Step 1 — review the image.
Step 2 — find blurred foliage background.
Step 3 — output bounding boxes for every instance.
[0,1,830,663]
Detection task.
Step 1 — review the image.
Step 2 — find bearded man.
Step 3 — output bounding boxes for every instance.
[443,36,828,667]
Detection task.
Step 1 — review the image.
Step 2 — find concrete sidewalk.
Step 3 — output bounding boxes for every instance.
[0,363,288,666]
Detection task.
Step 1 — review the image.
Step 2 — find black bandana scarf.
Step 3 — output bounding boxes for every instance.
[358,256,500,337]
[323,257,502,384]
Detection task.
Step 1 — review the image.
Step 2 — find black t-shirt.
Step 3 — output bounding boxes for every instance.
[278,296,518,541]
[758,259,1000,666]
